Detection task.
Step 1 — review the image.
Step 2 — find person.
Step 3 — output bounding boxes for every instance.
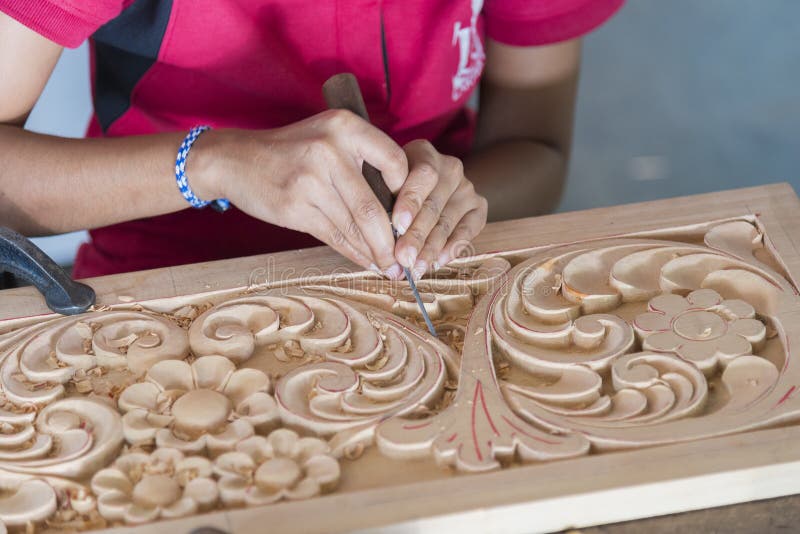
[0,0,623,280]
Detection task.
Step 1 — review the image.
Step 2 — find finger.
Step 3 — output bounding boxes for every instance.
[395,161,462,268]
[436,199,488,268]
[391,141,440,234]
[329,159,401,276]
[413,190,476,279]
[329,110,409,193]
[308,210,375,271]
[310,186,375,269]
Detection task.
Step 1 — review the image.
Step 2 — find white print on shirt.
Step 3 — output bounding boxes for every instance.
[451,0,485,101]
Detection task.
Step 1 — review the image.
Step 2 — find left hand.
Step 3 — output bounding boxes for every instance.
[392,140,488,279]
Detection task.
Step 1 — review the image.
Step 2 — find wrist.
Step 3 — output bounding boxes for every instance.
[188,127,231,201]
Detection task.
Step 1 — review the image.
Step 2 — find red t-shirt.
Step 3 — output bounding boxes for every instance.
[2,0,622,278]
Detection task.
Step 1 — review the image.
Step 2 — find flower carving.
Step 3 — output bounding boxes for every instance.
[91,448,218,524]
[118,356,279,454]
[633,289,767,374]
[213,429,340,507]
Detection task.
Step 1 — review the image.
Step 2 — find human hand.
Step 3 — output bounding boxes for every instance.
[391,140,488,279]
[195,109,409,278]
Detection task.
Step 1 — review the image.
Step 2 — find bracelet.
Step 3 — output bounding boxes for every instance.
[175,125,230,212]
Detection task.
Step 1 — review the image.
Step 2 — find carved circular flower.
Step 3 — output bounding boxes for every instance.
[91,448,218,524]
[633,289,766,374]
[118,356,279,454]
[213,429,340,506]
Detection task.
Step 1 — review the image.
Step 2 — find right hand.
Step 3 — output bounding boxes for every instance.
[193,109,409,278]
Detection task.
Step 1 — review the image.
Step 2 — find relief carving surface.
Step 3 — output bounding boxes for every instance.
[1,220,799,530]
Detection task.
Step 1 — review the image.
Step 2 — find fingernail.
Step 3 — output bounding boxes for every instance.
[402,246,418,268]
[384,263,404,280]
[412,260,427,281]
[437,252,449,268]
[432,261,440,271]
[394,212,412,235]
[368,263,382,275]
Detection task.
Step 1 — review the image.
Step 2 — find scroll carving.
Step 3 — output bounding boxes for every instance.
[0,311,189,406]
[0,479,57,533]
[2,219,800,530]
[377,221,800,467]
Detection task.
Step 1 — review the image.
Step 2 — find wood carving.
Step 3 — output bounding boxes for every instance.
[91,447,218,524]
[213,429,340,506]
[1,218,800,530]
[377,221,800,469]
[117,356,279,454]
[0,480,57,533]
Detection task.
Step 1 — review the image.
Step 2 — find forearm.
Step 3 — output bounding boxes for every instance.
[0,126,212,236]
[465,140,567,222]
[466,39,580,222]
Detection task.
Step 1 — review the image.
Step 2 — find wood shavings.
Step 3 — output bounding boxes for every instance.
[163,302,212,329]
[88,367,106,377]
[94,380,122,399]
[343,442,365,460]
[332,337,353,353]
[74,321,93,339]
[0,421,16,434]
[411,404,434,417]
[273,345,291,363]
[495,360,511,380]
[365,353,389,371]
[174,305,200,320]
[283,339,305,358]
[47,494,107,532]
[74,380,93,394]
[107,332,139,348]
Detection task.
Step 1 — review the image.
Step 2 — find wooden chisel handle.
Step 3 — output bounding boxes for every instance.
[322,73,395,213]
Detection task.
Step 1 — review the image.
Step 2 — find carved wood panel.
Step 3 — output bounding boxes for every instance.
[1,218,799,532]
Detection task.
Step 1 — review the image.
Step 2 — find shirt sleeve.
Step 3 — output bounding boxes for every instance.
[483,0,624,47]
[0,0,125,48]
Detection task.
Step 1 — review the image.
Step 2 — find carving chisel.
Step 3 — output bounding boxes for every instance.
[322,73,438,338]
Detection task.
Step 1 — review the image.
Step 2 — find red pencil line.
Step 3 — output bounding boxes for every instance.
[471,381,483,462]
[776,385,797,407]
[402,421,432,430]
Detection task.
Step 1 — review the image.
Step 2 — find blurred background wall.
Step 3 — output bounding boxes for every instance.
[25,1,800,266]
[564,0,799,210]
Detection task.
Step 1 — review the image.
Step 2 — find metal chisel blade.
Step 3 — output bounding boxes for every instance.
[322,73,437,338]
[403,266,437,337]
[391,226,437,338]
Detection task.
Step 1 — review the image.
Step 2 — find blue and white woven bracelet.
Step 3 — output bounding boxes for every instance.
[175,125,230,212]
